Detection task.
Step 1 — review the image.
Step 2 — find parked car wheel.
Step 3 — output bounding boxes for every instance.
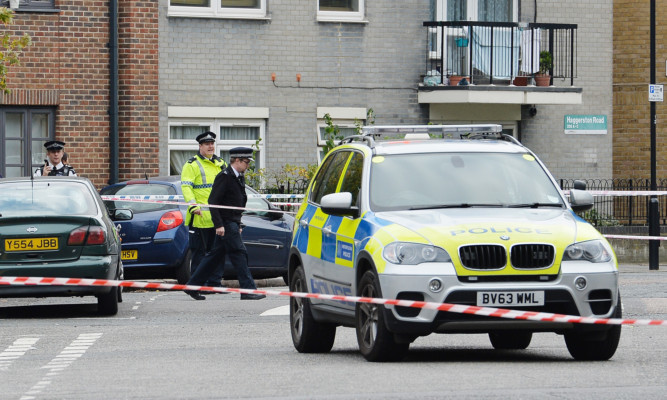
[290,265,336,353]
[565,293,622,360]
[97,286,119,316]
[175,250,192,285]
[355,270,409,362]
[489,331,532,350]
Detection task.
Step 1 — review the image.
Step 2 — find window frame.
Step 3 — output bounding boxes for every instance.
[168,0,268,20]
[0,0,57,11]
[0,107,55,178]
[167,118,266,175]
[317,0,366,23]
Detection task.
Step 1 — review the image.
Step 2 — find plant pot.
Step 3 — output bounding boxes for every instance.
[448,75,469,86]
[512,76,529,86]
[535,74,551,87]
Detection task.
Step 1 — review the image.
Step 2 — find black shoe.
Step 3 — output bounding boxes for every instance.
[240,293,266,300]
[185,290,206,300]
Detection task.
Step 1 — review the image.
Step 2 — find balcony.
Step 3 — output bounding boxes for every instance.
[419,21,582,106]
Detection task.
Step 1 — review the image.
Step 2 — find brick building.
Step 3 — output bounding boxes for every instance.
[0,0,158,188]
[613,0,667,182]
[1,1,617,187]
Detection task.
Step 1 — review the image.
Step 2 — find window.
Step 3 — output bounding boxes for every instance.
[310,151,349,204]
[437,0,517,22]
[318,0,365,23]
[167,107,268,176]
[168,0,267,19]
[0,0,56,10]
[0,108,55,178]
[338,151,363,206]
[316,107,367,162]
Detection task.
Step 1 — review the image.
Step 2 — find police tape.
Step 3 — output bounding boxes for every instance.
[0,276,665,327]
[100,196,301,214]
[100,194,304,200]
[604,235,667,241]
[588,190,667,196]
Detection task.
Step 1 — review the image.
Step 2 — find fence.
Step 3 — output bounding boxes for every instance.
[560,178,667,227]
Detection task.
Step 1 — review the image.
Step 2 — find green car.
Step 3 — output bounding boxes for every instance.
[0,176,132,316]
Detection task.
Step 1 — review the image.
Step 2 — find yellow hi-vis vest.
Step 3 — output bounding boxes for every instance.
[180,153,226,228]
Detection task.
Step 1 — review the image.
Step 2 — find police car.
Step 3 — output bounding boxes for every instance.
[288,124,621,362]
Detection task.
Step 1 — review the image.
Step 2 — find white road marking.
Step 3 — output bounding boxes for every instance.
[260,305,289,316]
[20,333,102,400]
[0,337,39,371]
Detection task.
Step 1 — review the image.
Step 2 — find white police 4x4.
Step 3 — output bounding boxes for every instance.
[289,125,620,362]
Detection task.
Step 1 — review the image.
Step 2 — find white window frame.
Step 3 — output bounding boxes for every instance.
[317,0,366,23]
[167,107,268,174]
[436,0,518,22]
[168,0,268,20]
[316,107,367,163]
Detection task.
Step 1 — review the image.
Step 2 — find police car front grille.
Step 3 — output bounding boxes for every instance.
[459,245,506,269]
[511,244,555,269]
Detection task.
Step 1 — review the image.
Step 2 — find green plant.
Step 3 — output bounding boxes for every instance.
[321,113,343,158]
[579,208,621,227]
[539,50,553,75]
[354,108,375,134]
[0,8,31,94]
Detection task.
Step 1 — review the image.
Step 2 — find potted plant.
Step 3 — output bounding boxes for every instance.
[535,50,552,86]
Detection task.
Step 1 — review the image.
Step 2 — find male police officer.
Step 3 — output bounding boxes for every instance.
[180,131,227,286]
[185,147,265,300]
[34,141,77,177]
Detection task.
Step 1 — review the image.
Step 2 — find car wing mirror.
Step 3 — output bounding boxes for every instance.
[112,208,133,221]
[569,189,594,213]
[321,192,359,218]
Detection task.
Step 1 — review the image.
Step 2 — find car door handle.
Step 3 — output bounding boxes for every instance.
[322,226,333,236]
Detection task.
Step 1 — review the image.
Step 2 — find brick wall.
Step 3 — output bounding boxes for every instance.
[0,0,159,188]
[613,0,667,181]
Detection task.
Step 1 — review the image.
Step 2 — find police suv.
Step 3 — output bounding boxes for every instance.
[288,125,621,362]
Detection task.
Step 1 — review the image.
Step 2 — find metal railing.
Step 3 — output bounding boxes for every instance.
[423,21,577,86]
[560,179,667,227]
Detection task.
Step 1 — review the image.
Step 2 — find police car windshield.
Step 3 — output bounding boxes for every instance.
[369,152,565,212]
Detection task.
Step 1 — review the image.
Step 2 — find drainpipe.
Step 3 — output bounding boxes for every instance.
[109,0,119,184]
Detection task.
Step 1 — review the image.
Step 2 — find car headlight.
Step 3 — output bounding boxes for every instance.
[563,240,612,263]
[383,242,451,265]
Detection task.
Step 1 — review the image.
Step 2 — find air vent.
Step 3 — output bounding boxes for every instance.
[511,244,555,269]
[459,245,506,269]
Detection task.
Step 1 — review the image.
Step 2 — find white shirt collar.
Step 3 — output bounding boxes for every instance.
[231,165,241,177]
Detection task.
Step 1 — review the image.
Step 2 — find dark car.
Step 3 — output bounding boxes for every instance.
[0,176,129,316]
[100,176,294,284]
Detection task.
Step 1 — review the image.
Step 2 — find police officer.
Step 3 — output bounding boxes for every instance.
[34,141,77,177]
[180,131,227,286]
[185,147,265,300]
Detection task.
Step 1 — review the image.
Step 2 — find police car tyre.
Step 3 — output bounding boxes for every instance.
[489,331,532,350]
[97,285,119,316]
[175,250,192,285]
[290,266,336,353]
[564,293,622,361]
[356,271,409,362]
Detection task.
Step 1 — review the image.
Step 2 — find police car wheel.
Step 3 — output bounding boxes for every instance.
[289,265,336,353]
[489,331,532,350]
[355,271,409,362]
[565,293,622,361]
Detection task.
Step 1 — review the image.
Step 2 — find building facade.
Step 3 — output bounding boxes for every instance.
[0,1,619,188]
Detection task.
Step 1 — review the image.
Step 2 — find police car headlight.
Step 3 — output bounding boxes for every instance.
[383,242,451,265]
[563,240,612,263]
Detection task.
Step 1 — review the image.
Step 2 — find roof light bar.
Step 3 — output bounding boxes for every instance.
[361,124,503,138]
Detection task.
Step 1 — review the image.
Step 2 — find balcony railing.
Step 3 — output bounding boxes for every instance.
[423,21,577,87]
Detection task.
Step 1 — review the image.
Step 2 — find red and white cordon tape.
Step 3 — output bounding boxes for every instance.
[100,196,301,214]
[0,276,664,327]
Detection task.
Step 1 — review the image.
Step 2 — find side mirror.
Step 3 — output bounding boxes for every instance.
[321,192,359,218]
[573,180,587,190]
[112,208,133,221]
[569,189,594,212]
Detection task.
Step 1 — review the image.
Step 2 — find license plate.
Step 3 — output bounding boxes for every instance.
[121,249,138,260]
[476,291,545,307]
[5,237,59,252]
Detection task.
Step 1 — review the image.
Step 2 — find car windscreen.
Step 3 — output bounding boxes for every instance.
[369,152,565,212]
[100,183,177,214]
[0,181,98,216]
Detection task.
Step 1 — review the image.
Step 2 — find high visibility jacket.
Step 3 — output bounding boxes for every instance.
[181,153,226,228]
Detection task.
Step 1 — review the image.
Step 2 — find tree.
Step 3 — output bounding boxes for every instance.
[0,7,32,94]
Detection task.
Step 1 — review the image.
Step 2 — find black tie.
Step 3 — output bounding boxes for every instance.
[238,174,245,186]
